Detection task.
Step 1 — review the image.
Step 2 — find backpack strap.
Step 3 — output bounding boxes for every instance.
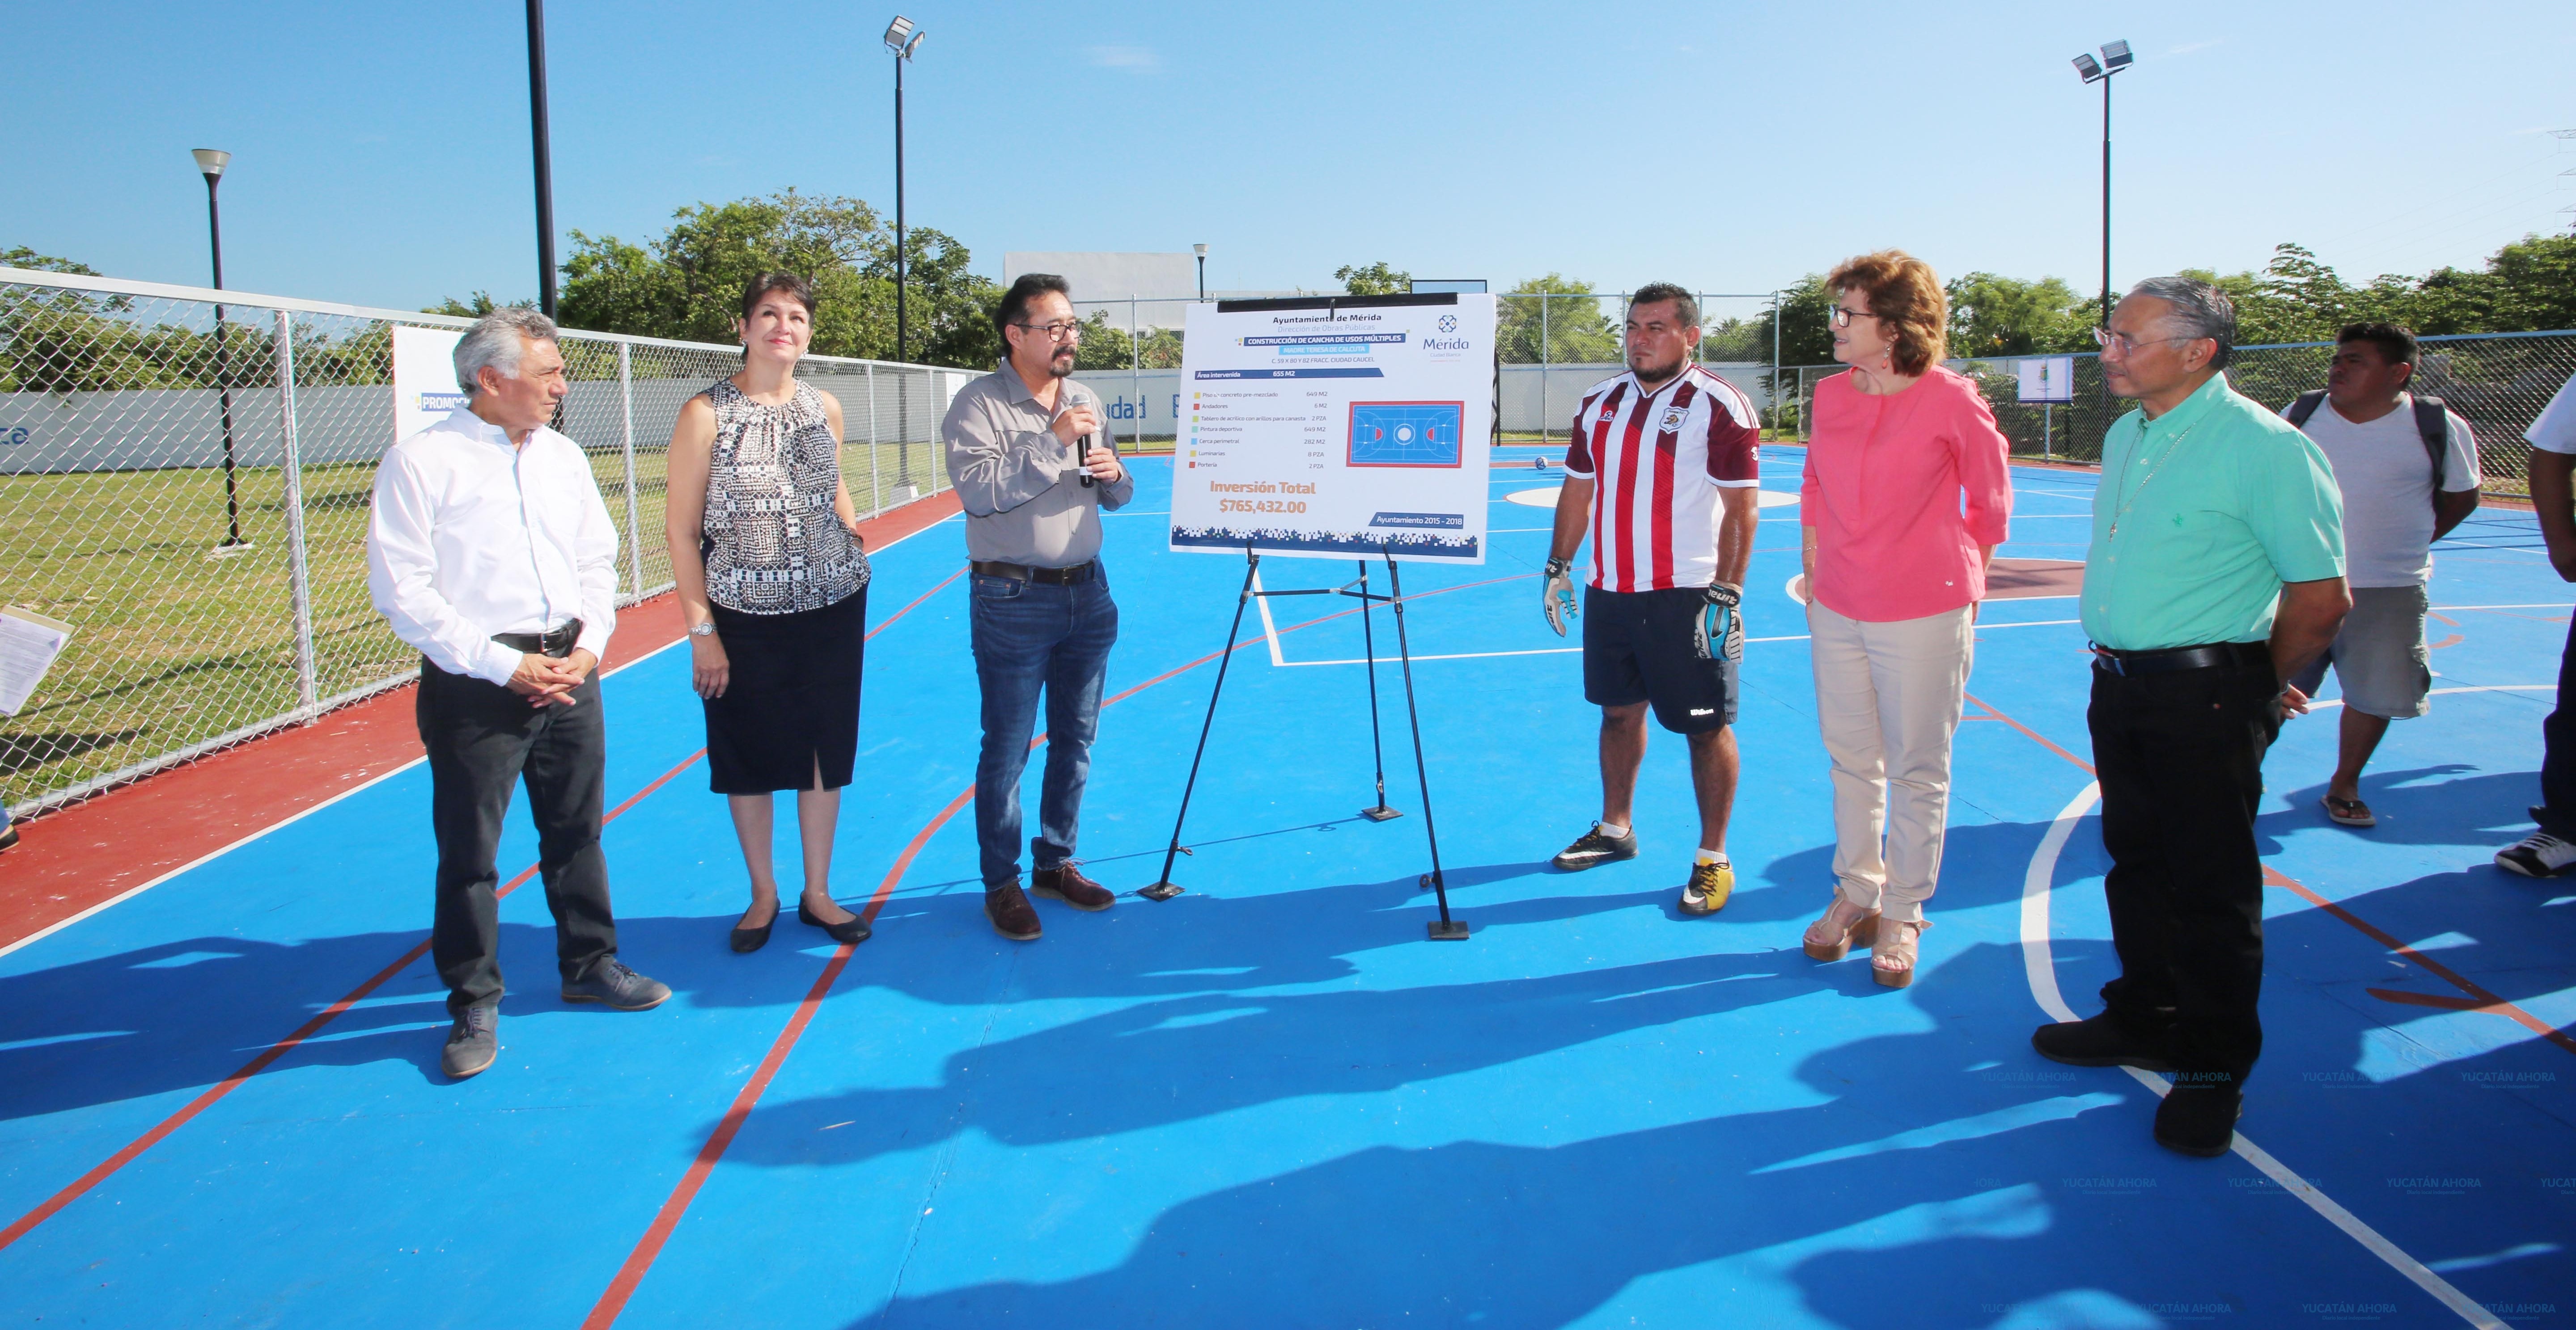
[2411,394,2452,492]
[2287,390,2327,428]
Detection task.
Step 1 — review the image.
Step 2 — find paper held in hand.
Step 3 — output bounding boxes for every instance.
[0,606,74,717]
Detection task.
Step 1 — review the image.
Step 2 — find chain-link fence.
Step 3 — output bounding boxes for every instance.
[1785,330,2576,497]
[1,267,966,819]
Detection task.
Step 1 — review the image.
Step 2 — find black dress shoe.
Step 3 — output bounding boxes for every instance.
[2031,1012,2177,1073]
[798,898,873,945]
[730,911,774,953]
[2154,1075,2245,1157]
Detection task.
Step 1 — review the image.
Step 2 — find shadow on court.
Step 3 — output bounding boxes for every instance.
[839,939,2544,1329]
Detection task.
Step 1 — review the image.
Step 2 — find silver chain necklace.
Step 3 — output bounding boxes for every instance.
[2106,415,2202,541]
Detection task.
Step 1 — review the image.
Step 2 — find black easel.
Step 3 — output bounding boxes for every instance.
[1141,542,1468,942]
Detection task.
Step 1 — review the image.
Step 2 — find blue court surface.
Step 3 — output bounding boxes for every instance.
[4,446,2573,1329]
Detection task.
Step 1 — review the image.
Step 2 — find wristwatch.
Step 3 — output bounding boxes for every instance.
[689,621,716,637]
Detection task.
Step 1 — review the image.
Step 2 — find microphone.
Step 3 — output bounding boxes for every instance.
[1078,390,1096,488]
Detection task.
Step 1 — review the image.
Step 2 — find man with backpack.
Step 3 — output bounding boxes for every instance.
[2283,322,2480,828]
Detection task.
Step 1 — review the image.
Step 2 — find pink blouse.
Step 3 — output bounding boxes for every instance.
[1800,366,2013,623]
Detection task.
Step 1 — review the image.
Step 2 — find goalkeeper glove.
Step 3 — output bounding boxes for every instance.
[1695,581,1745,662]
[1542,557,1578,637]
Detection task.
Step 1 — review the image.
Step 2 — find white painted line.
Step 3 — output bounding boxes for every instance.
[1251,566,1286,667]
[2302,684,2554,712]
[2429,603,2572,612]
[2020,783,2506,1329]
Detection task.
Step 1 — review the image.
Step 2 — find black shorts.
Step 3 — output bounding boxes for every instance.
[1582,585,1738,734]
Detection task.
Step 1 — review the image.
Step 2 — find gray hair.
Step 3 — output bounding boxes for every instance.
[2125,275,2236,370]
[453,306,560,398]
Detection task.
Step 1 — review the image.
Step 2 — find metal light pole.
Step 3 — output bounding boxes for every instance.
[2071,41,2134,326]
[1194,242,1208,301]
[527,0,559,317]
[885,17,924,363]
[195,148,247,554]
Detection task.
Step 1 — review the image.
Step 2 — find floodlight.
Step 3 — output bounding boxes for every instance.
[883,15,918,56]
[2101,40,2134,71]
[192,148,230,178]
[1194,243,1208,257]
[2071,53,2103,83]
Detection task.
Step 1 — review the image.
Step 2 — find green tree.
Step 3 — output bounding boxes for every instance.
[1335,261,1411,295]
[1498,274,1619,364]
[1945,271,2094,358]
[424,292,512,318]
[1699,317,1763,362]
[544,190,1005,369]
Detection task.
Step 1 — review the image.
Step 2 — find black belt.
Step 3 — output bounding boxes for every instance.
[970,559,1097,585]
[492,620,582,657]
[2090,640,2269,677]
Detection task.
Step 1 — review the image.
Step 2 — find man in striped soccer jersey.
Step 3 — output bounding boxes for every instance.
[1539,283,1763,914]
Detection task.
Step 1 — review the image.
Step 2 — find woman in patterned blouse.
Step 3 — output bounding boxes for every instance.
[664,273,875,952]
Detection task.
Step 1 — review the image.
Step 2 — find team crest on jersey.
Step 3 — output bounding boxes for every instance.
[1597,407,1617,423]
[1659,408,1686,432]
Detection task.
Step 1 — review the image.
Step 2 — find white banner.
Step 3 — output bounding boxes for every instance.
[2017,355,2076,403]
[1170,295,1495,562]
[392,326,468,444]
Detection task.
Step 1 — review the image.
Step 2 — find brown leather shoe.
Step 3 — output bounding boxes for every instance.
[985,882,1042,940]
[1031,862,1116,911]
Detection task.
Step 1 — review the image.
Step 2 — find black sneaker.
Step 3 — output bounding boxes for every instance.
[1551,822,1639,871]
[2153,1075,2245,1157]
[441,1005,498,1080]
[561,957,671,1010]
[2030,1012,2177,1073]
[2495,829,2576,878]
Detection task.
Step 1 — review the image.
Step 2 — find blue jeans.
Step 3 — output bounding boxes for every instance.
[970,568,1119,887]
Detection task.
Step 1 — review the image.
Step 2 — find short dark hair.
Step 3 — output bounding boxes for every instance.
[996,273,1073,336]
[1628,282,1699,329]
[2337,321,2418,367]
[740,271,815,321]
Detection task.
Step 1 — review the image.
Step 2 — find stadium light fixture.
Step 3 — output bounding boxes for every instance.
[886,16,923,363]
[2068,38,2133,324]
[192,149,247,553]
[1195,243,1208,301]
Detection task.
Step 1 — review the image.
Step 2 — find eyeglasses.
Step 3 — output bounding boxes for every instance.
[2092,326,2200,357]
[1014,320,1084,342]
[1826,305,1878,329]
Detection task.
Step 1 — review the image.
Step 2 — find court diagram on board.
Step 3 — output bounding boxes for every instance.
[1347,401,1465,467]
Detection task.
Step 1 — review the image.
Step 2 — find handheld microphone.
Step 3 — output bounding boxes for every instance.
[1078,391,1096,488]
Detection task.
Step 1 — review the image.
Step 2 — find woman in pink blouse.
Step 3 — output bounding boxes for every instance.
[1797,250,2012,987]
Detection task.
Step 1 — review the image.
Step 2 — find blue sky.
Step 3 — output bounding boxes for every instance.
[5,0,2570,321]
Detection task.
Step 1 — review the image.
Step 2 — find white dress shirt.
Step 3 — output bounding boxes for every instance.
[367,407,619,685]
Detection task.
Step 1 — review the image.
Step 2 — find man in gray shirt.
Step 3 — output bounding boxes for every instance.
[943,273,1133,940]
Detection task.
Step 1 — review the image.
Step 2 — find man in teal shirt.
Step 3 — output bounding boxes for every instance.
[2033,276,2350,1158]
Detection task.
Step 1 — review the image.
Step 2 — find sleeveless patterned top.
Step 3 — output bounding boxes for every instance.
[698,378,871,614]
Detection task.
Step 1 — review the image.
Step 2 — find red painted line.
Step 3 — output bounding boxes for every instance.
[0,749,705,1254]
[1962,690,2094,775]
[3,489,963,952]
[574,576,1522,1324]
[582,783,969,1329]
[1971,690,2576,1060]
[2267,866,2576,1058]
[2367,986,2504,1014]
[867,567,966,642]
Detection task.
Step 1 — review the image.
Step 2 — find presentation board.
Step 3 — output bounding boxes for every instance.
[392,326,469,445]
[1169,295,1496,563]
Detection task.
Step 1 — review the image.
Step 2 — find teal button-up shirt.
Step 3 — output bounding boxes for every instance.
[2079,372,2344,652]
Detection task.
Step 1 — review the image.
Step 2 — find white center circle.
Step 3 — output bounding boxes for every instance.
[1395,425,1415,443]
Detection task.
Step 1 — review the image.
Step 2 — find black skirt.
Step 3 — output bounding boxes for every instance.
[703,587,866,794]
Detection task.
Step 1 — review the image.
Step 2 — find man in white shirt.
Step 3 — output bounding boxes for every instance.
[2496,371,2576,876]
[367,307,669,1080]
[2282,322,2479,829]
